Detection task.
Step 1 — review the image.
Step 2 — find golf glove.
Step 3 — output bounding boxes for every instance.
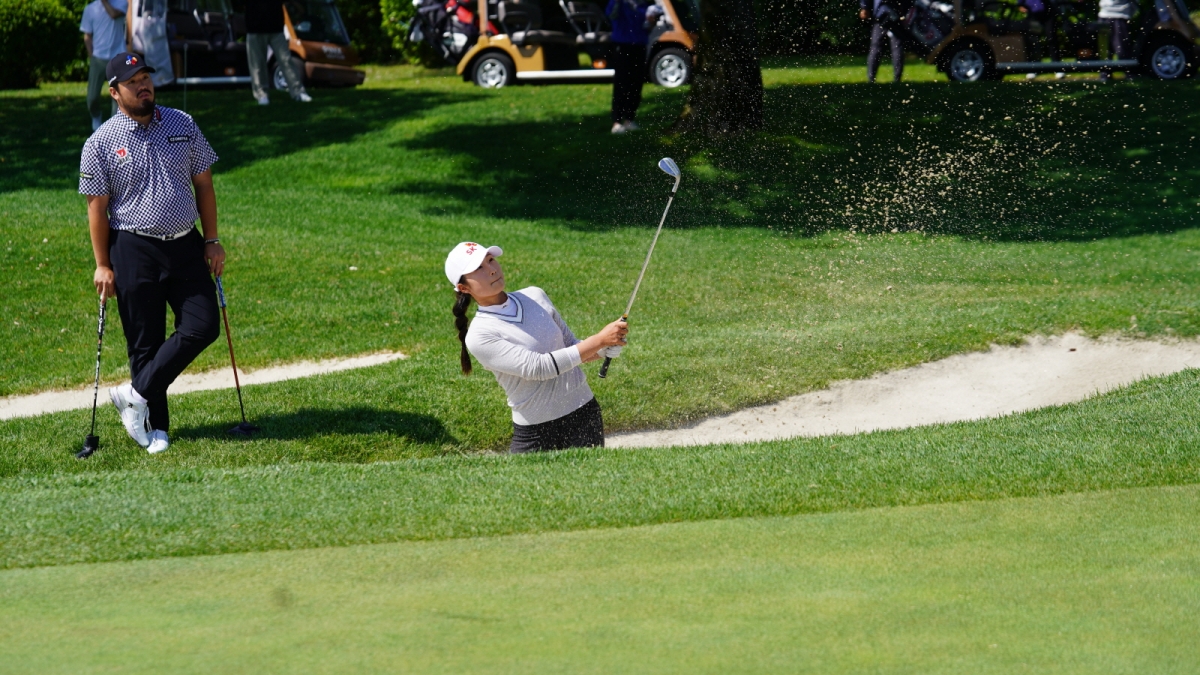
[601,345,623,359]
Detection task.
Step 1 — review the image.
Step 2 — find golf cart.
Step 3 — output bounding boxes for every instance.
[408,0,697,88]
[896,0,1200,81]
[165,0,364,87]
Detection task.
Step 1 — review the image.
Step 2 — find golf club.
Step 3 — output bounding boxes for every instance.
[599,157,682,379]
[77,295,107,459]
[216,275,260,437]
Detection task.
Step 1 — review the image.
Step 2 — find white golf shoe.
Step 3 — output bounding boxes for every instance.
[256,95,270,106]
[611,122,627,134]
[110,383,151,448]
[147,430,170,455]
[295,92,313,103]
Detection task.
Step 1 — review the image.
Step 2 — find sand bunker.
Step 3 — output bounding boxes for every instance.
[0,352,407,421]
[609,333,1200,448]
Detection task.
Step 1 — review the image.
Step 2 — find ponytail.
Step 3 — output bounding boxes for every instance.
[453,288,473,375]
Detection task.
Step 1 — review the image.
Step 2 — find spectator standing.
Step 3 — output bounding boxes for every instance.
[605,0,662,134]
[127,0,174,86]
[1099,0,1135,81]
[1019,0,1065,79]
[245,0,312,105]
[81,0,128,130]
[859,0,910,83]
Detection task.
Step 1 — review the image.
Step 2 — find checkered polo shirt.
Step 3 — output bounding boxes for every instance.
[79,106,218,237]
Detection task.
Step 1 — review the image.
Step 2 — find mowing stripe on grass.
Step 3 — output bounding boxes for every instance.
[1,484,1196,674]
[2,371,1198,569]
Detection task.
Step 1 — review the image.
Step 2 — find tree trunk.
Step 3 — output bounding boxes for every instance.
[677,0,764,135]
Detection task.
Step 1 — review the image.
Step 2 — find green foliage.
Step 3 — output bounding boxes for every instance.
[336,0,402,62]
[759,0,868,55]
[0,0,81,88]
[379,0,423,63]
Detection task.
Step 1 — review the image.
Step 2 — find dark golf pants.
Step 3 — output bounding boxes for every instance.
[868,23,904,83]
[611,43,646,123]
[110,228,220,432]
[510,397,605,453]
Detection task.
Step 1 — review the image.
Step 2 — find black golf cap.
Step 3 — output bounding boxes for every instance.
[106,52,155,86]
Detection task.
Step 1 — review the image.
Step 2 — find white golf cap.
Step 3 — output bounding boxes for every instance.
[445,242,503,287]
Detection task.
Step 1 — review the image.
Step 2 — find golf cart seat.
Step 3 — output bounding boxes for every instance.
[498,1,576,46]
[559,1,611,42]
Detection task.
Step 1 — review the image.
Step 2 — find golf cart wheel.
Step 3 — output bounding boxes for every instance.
[472,52,515,88]
[942,40,996,82]
[1140,33,1196,80]
[650,47,691,88]
[271,55,307,90]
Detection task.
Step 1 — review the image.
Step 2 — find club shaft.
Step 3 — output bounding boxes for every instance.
[89,298,106,435]
[219,299,249,424]
[622,188,677,318]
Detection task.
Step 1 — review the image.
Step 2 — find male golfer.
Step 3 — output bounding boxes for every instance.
[80,52,224,455]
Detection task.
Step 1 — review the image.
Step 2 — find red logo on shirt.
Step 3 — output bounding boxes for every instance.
[115,147,128,159]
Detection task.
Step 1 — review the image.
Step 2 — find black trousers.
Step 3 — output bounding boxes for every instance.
[611,43,646,123]
[867,22,904,83]
[510,397,605,453]
[1105,18,1130,59]
[109,228,220,432]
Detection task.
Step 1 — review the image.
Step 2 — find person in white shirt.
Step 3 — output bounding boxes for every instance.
[80,0,127,130]
[126,0,174,87]
[446,242,628,453]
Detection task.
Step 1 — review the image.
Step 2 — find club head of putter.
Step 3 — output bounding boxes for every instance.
[658,157,680,179]
[227,422,260,437]
[77,434,99,459]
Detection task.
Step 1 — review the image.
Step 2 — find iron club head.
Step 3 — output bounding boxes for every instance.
[227,421,260,437]
[658,157,680,178]
[77,434,99,459]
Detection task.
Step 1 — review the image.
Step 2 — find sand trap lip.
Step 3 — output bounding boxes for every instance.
[609,333,1200,449]
[0,352,407,421]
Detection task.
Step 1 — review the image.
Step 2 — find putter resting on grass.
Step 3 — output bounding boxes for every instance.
[216,276,259,437]
[77,296,107,459]
[599,157,682,378]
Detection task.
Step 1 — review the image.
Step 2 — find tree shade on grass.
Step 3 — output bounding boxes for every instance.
[1,483,1196,674]
[2,369,1198,568]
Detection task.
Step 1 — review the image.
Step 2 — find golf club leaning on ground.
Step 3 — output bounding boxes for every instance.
[599,157,682,379]
[76,295,107,459]
[216,275,260,437]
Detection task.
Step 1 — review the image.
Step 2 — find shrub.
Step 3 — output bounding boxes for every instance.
[0,0,80,88]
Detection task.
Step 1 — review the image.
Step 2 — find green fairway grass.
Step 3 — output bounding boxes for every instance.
[4,64,1200,456]
[2,484,1196,674]
[3,369,1197,568]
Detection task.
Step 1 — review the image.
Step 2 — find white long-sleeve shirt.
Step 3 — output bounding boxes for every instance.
[465,287,595,425]
[1099,0,1135,19]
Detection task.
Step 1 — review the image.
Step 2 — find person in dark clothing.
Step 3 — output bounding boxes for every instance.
[606,0,662,134]
[1019,0,1065,79]
[245,0,310,104]
[859,0,907,83]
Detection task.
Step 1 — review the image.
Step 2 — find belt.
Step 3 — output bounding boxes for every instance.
[128,228,193,241]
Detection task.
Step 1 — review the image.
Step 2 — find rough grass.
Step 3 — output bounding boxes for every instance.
[3,63,1200,455]
[1,483,1196,674]
[2,370,1197,569]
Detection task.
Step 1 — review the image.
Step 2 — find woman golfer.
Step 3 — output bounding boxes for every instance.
[447,242,628,453]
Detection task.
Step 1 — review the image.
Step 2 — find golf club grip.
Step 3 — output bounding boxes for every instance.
[599,356,613,378]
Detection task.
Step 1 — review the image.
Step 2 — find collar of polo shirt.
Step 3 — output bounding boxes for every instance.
[119,106,161,130]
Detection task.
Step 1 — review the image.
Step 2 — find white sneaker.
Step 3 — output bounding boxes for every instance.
[295,92,313,103]
[110,384,150,448]
[611,122,627,134]
[623,120,641,131]
[1055,72,1066,80]
[147,429,170,454]
[256,96,270,106]
[1025,72,1038,80]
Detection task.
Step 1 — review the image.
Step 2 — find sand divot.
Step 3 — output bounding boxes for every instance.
[0,352,407,421]
[609,333,1200,449]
